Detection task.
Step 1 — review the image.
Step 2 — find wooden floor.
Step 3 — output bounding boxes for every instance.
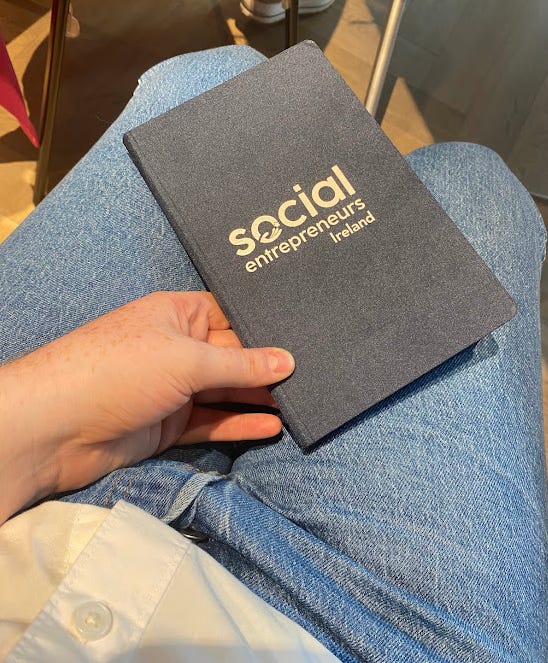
[1,0,548,468]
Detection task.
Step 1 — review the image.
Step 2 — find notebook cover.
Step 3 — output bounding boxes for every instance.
[123,41,516,449]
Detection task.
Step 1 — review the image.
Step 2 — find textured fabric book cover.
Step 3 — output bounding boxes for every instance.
[124,41,516,449]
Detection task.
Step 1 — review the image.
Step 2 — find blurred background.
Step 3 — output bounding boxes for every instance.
[1,0,548,461]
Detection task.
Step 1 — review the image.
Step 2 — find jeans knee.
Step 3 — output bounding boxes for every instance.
[406,141,546,264]
[119,45,266,139]
[132,46,265,106]
[409,142,514,191]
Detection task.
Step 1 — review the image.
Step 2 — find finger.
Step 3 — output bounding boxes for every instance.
[158,406,191,452]
[187,341,295,393]
[203,335,280,408]
[195,386,277,407]
[201,292,231,330]
[171,291,231,331]
[177,406,283,444]
[206,329,241,348]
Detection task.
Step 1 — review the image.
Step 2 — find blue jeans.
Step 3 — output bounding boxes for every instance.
[1,46,547,663]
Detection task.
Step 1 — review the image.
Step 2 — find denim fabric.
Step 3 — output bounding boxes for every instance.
[0,46,547,663]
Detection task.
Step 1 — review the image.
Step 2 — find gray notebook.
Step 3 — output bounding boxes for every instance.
[124,41,516,449]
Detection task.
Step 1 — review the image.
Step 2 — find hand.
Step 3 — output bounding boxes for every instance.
[0,291,294,524]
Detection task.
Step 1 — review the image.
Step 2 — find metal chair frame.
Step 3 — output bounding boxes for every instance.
[34,0,70,204]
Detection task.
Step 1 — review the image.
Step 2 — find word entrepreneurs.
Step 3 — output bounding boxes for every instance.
[243,208,376,272]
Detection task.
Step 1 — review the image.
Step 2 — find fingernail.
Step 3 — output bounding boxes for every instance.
[267,348,295,375]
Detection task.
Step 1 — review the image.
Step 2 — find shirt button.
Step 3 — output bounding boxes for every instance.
[73,601,113,642]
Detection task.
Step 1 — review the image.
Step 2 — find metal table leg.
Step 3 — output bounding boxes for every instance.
[365,0,407,118]
[284,0,299,49]
[33,0,70,204]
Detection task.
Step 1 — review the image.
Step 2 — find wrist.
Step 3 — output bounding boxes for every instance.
[0,355,63,525]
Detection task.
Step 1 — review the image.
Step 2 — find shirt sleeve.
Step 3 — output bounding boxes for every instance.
[2,500,339,662]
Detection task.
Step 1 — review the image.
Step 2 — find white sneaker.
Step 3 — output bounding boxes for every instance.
[240,0,335,24]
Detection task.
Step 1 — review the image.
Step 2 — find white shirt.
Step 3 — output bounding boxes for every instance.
[0,500,339,662]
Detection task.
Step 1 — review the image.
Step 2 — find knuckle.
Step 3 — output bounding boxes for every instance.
[240,348,263,383]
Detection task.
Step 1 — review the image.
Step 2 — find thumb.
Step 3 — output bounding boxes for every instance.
[188,342,295,393]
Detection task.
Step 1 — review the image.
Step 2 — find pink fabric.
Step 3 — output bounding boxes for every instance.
[0,33,39,147]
